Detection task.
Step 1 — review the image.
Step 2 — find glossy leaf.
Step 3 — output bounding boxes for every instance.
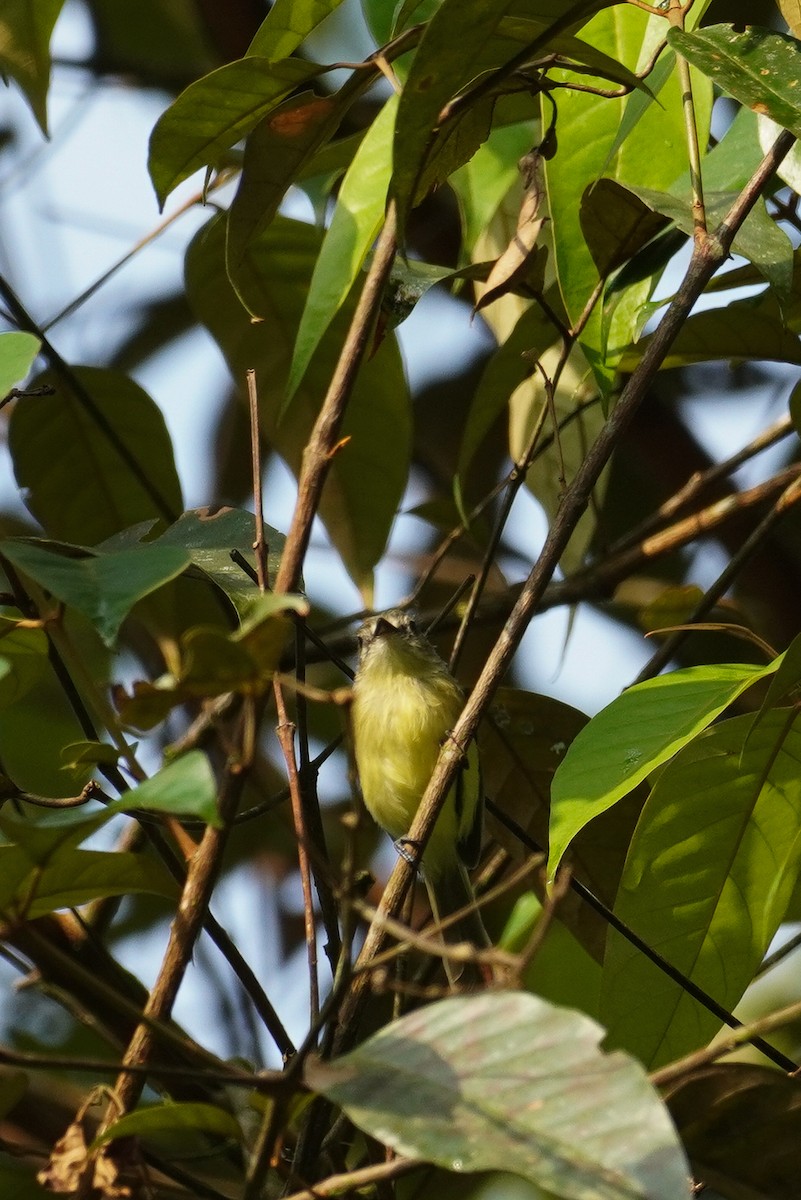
[247,0,346,59]
[601,711,801,1068]
[285,94,397,405]
[0,332,40,395]
[0,540,191,646]
[185,213,409,596]
[308,992,691,1200]
[9,366,182,544]
[148,56,324,207]
[451,120,536,253]
[112,751,221,827]
[668,24,801,138]
[94,1100,241,1148]
[548,661,778,878]
[0,0,65,134]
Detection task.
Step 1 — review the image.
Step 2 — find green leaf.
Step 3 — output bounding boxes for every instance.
[115,593,304,729]
[185,213,410,596]
[668,24,801,138]
[548,661,778,878]
[619,183,793,298]
[93,1101,241,1148]
[9,366,182,544]
[0,620,48,709]
[0,1154,50,1198]
[0,332,40,395]
[624,290,801,370]
[0,540,191,645]
[0,0,65,135]
[0,845,177,919]
[154,506,288,618]
[285,93,397,406]
[111,751,221,827]
[148,56,324,208]
[601,710,801,1068]
[247,0,346,59]
[308,992,690,1200]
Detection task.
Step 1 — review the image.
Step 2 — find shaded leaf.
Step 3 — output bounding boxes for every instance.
[0,0,65,134]
[148,56,324,207]
[154,506,287,618]
[624,291,801,370]
[601,711,801,1068]
[548,661,778,878]
[308,992,690,1200]
[115,594,305,729]
[9,366,182,544]
[668,24,801,138]
[0,540,191,645]
[0,619,48,709]
[185,213,409,596]
[0,845,177,919]
[227,91,340,279]
[665,1064,801,1200]
[580,180,667,279]
[93,1101,241,1148]
[0,332,40,395]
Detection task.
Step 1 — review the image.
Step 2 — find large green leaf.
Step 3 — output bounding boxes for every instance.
[285,93,397,405]
[668,24,801,138]
[185,213,410,596]
[148,56,324,207]
[548,661,778,878]
[451,120,536,254]
[0,0,65,134]
[0,332,40,396]
[247,0,346,59]
[601,711,801,1068]
[308,992,690,1200]
[0,540,191,646]
[9,366,182,543]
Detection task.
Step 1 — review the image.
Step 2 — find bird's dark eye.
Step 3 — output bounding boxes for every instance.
[406,617,417,634]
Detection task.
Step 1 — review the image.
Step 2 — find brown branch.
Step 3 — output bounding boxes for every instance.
[274,205,398,595]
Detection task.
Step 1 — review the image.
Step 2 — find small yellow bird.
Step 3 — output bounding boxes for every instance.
[351,609,488,981]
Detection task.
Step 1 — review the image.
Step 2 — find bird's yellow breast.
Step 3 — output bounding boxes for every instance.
[352,637,465,874]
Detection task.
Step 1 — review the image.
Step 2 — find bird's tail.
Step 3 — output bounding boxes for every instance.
[424,862,490,987]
